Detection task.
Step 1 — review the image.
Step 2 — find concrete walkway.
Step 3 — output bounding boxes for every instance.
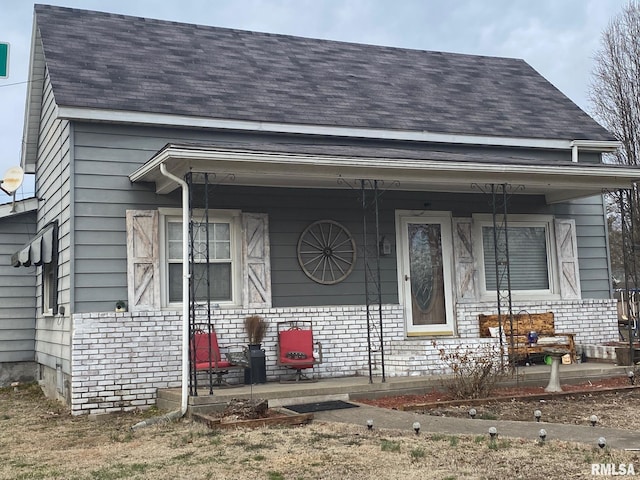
[311,400,640,450]
[164,361,640,448]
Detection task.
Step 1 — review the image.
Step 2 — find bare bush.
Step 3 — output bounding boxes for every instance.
[433,341,505,399]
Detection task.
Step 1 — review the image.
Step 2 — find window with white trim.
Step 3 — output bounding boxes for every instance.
[474,215,557,298]
[43,262,57,314]
[164,210,241,306]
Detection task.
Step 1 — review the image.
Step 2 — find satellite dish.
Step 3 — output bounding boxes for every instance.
[0,166,24,195]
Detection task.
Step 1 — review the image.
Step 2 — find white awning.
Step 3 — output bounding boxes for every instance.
[11,222,56,268]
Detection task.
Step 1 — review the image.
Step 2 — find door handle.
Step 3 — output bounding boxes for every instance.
[404,275,410,281]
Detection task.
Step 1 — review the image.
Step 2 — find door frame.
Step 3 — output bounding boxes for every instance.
[395,210,456,336]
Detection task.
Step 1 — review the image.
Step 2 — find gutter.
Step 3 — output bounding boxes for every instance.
[131,163,190,429]
[132,145,632,181]
[571,140,620,163]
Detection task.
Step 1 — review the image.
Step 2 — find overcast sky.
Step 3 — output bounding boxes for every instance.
[0,0,630,200]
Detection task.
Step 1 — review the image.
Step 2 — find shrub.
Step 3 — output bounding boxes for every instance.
[434,341,505,399]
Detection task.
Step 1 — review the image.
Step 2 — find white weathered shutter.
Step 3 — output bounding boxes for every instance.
[242,213,272,308]
[452,218,477,301]
[126,210,161,311]
[554,218,582,300]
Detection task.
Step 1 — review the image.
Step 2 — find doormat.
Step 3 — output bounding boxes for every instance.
[285,400,360,414]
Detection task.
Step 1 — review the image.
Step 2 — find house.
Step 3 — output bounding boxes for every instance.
[1,4,639,415]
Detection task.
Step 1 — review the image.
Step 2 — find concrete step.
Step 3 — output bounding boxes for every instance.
[354,349,439,378]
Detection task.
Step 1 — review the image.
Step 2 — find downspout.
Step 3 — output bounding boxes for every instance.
[131,163,190,430]
[570,139,621,163]
[160,163,190,417]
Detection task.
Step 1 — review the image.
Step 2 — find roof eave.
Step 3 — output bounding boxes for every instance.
[0,197,39,219]
[58,106,614,152]
[21,16,46,174]
[130,145,640,203]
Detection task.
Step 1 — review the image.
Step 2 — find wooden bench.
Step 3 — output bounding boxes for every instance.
[478,312,576,363]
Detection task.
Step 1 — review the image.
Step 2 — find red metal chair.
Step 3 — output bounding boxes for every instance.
[191,324,246,388]
[277,320,322,382]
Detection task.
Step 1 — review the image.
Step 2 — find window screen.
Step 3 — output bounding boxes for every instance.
[482,226,549,290]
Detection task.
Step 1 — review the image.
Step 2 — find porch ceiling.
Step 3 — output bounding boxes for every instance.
[130,143,640,203]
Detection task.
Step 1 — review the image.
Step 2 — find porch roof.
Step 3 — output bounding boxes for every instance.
[130,143,640,204]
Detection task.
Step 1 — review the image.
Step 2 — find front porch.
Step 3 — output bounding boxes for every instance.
[158,361,630,415]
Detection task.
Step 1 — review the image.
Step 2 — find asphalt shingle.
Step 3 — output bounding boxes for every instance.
[34,4,614,142]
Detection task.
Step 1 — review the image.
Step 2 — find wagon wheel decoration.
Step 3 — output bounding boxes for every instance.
[297,220,356,285]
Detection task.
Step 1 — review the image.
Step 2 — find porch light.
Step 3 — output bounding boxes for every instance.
[590,415,598,427]
[534,410,542,422]
[468,408,476,419]
[366,419,374,430]
[412,421,421,435]
[489,427,497,440]
[598,437,606,449]
[539,429,547,442]
[379,236,391,256]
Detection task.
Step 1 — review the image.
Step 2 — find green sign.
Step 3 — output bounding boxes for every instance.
[0,43,9,78]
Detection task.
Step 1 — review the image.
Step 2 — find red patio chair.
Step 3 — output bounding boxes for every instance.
[191,324,246,387]
[277,321,322,382]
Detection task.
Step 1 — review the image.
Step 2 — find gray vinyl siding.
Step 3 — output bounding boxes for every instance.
[205,186,399,307]
[190,186,614,305]
[552,195,611,299]
[0,211,37,362]
[33,70,72,373]
[72,125,183,313]
[69,122,614,312]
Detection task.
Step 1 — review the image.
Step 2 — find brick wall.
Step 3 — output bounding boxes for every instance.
[70,299,617,415]
[70,305,404,415]
[380,299,618,378]
[71,311,182,415]
[456,299,618,344]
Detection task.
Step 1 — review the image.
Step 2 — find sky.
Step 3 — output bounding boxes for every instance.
[0,0,631,200]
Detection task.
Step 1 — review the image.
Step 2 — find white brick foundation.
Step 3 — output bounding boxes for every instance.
[455,299,618,345]
[71,311,182,415]
[71,299,618,415]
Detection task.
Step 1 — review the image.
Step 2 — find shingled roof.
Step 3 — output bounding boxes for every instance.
[33,4,613,142]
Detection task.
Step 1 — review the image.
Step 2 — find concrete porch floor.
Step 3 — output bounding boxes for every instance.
[157,362,631,414]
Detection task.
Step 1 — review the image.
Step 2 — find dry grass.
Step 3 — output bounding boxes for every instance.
[420,389,640,430]
[1,383,639,479]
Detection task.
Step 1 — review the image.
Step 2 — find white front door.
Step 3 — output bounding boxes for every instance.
[397,212,455,336]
